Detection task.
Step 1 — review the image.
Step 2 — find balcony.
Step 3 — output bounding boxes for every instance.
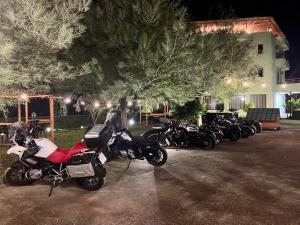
[276,36,289,51]
[276,58,290,71]
[285,78,300,84]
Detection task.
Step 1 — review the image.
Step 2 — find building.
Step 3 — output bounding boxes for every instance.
[196,17,300,117]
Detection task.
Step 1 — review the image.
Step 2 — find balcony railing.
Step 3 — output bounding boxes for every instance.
[285,78,300,84]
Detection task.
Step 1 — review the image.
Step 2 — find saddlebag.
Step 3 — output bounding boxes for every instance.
[84,124,109,149]
[67,153,96,178]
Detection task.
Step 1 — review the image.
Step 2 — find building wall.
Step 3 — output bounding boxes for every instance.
[233,32,289,114]
[245,32,275,108]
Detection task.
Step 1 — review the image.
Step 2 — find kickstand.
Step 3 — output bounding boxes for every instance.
[48,180,58,197]
[48,185,54,197]
[127,159,132,168]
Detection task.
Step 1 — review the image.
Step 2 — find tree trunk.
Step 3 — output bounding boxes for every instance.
[197,96,204,126]
[120,97,127,128]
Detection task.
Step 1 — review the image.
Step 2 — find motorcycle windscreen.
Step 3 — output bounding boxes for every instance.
[34,138,58,158]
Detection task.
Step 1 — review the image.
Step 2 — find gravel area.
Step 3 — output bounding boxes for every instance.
[0,124,300,225]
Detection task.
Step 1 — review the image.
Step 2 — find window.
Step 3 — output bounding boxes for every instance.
[258,68,264,77]
[250,94,267,108]
[230,96,245,110]
[258,44,263,54]
[277,70,285,84]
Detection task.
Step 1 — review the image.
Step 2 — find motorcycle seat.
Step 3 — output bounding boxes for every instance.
[133,135,158,145]
[47,142,88,164]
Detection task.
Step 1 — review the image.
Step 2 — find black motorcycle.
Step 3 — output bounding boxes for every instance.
[108,128,168,166]
[210,115,242,141]
[228,117,255,138]
[142,119,217,150]
[99,113,168,166]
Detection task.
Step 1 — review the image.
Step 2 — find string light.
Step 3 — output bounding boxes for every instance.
[80,101,85,106]
[127,100,133,107]
[20,93,28,100]
[64,97,72,104]
[94,101,100,108]
[106,101,112,109]
[261,83,267,88]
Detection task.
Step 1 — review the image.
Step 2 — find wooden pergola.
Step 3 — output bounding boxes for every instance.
[0,95,54,141]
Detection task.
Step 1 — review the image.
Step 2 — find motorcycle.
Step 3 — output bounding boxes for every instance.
[142,119,217,150]
[228,117,255,138]
[104,113,168,166]
[209,115,242,142]
[4,120,107,196]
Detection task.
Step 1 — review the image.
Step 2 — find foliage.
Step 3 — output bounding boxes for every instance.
[285,98,300,118]
[70,0,256,107]
[244,102,256,112]
[172,100,206,123]
[0,0,92,94]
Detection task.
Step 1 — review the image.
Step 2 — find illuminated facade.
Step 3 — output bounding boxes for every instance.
[196,17,300,117]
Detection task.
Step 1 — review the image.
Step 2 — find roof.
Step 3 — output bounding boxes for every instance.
[195,17,285,37]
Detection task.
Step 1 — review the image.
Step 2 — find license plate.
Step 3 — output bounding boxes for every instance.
[98,152,107,164]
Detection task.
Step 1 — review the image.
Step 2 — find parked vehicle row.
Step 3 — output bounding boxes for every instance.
[142,114,262,150]
[3,112,261,194]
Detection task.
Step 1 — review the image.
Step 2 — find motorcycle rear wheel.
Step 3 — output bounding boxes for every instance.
[76,175,104,191]
[4,162,35,186]
[146,146,168,166]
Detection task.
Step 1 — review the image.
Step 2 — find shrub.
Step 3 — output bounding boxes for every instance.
[244,102,256,112]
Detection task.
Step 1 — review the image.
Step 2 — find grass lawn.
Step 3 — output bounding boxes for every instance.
[0,125,152,184]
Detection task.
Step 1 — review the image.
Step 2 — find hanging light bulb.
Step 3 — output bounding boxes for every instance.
[64,97,71,104]
[127,100,133,107]
[106,101,112,109]
[20,93,28,100]
[94,101,100,108]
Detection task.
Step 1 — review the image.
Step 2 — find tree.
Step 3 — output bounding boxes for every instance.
[0,0,92,94]
[285,98,300,118]
[172,100,206,124]
[68,0,257,127]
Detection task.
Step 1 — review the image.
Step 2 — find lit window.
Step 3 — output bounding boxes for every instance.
[258,44,263,54]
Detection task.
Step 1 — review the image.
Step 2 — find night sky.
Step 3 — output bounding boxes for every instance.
[181,0,300,78]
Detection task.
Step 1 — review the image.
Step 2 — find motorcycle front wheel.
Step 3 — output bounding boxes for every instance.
[229,131,241,142]
[201,135,216,150]
[241,127,251,138]
[146,146,168,166]
[4,161,35,186]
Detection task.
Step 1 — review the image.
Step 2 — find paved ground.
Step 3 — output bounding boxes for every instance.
[1,125,300,225]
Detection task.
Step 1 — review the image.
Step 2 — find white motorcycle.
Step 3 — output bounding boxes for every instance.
[4,120,108,196]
